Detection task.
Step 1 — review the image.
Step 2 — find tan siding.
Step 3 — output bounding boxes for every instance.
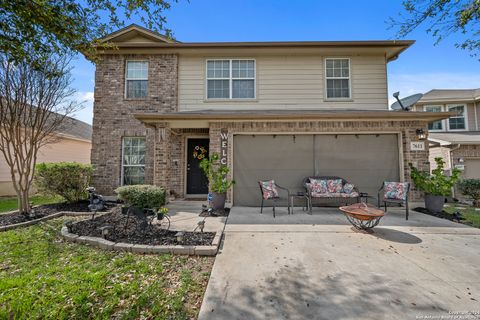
[178,54,388,111]
[0,138,91,196]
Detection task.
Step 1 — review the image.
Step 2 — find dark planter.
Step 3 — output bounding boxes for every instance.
[425,193,445,213]
[157,212,164,220]
[211,192,226,210]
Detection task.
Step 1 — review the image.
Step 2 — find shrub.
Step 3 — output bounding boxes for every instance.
[34,162,93,203]
[458,179,480,207]
[409,157,461,196]
[115,185,166,209]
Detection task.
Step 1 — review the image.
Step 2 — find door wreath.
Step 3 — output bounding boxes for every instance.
[193,145,207,160]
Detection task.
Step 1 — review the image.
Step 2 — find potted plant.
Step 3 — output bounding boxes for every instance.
[200,153,235,210]
[409,157,461,213]
[114,185,166,216]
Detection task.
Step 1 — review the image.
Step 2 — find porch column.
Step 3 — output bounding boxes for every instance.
[154,123,172,192]
[403,123,430,201]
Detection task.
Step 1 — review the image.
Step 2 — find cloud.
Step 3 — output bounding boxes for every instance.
[70,91,94,124]
[78,91,94,103]
[387,72,480,106]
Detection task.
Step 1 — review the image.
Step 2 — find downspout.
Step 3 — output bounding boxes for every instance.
[449,143,461,198]
[475,100,478,131]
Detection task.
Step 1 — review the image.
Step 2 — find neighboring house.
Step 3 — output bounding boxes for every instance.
[412,89,480,179]
[0,117,92,196]
[91,24,453,205]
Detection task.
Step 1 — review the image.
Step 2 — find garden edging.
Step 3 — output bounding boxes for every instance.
[60,226,221,256]
[0,210,110,232]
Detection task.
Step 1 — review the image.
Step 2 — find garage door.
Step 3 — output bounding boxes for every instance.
[464,159,480,179]
[233,134,400,206]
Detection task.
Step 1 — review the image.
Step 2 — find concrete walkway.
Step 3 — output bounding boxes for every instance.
[199,206,480,320]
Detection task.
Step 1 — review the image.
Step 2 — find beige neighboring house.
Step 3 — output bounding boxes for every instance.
[0,117,92,196]
[412,89,480,180]
[91,24,454,205]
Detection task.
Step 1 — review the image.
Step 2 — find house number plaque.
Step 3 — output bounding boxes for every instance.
[410,141,425,151]
[220,129,228,165]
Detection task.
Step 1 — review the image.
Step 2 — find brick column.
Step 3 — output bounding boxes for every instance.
[154,123,171,192]
[403,123,430,201]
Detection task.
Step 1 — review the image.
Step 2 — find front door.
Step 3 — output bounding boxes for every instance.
[186,138,209,195]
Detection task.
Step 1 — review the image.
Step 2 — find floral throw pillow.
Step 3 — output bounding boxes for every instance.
[384,182,409,200]
[259,180,279,199]
[342,183,355,194]
[309,179,328,193]
[327,179,343,193]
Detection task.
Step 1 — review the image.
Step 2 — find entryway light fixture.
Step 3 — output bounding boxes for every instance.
[416,129,427,140]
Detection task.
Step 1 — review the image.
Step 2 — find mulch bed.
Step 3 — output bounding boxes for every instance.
[0,201,115,227]
[413,207,466,224]
[71,207,215,246]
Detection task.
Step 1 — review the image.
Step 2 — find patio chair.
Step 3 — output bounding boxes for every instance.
[378,181,410,220]
[258,180,290,218]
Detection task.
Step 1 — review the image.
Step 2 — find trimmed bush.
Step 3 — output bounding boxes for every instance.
[34,162,93,203]
[115,185,166,209]
[458,179,480,207]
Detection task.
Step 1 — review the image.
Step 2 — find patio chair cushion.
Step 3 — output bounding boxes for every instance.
[309,179,328,193]
[259,180,279,199]
[342,183,355,194]
[326,179,343,193]
[311,191,359,198]
[384,182,408,201]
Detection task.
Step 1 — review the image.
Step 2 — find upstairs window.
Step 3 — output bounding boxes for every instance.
[424,105,444,131]
[126,61,148,99]
[325,58,351,99]
[122,137,146,185]
[207,59,255,99]
[448,105,466,130]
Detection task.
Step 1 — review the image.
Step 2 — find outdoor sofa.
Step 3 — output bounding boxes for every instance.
[303,176,360,211]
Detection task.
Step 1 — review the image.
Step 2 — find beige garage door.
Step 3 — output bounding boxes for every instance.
[464,159,480,179]
[233,134,400,206]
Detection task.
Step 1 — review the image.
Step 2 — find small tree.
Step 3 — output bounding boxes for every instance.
[199,153,235,194]
[0,54,80,215]
[409,157,461,196]
[458,179,480,207]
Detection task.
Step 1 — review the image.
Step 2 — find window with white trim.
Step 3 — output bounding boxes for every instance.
[448,104,466,130]
[206,59,255,99]
[126,61,148,99]
[122,137,146,185]
[325,58,350,99]
[424,105,444,131]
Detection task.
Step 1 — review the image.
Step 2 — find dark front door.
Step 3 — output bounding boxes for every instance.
[186,138,209,195]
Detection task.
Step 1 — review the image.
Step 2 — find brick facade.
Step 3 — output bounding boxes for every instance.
[91,53,430,202]
[91,54,178,194]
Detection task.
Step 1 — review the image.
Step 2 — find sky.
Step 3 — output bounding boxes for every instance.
[71,0,480,124]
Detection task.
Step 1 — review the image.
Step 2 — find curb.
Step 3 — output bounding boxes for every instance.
[60,226,220,256]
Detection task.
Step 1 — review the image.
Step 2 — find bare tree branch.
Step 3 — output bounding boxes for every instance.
[0,53,82,214]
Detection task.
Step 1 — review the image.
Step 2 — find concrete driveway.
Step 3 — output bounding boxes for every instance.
[199,206,480,320]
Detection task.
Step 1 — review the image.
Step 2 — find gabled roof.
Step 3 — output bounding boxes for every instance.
[56,116,92,141]
[419,89,480,103]
[100,24,178,44]
[99,25,414,62]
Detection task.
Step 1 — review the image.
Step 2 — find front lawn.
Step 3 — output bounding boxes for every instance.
[0,194,63,213]
[0,219,213,319]
[444,205,480,228]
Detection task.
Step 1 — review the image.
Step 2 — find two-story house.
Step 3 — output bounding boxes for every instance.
[413,89,480,179]
[91,24,452,205]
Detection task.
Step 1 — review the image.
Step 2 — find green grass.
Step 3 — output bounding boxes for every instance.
[0,194,64,213]
[0,219,213,319]
[444,206,480,228]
